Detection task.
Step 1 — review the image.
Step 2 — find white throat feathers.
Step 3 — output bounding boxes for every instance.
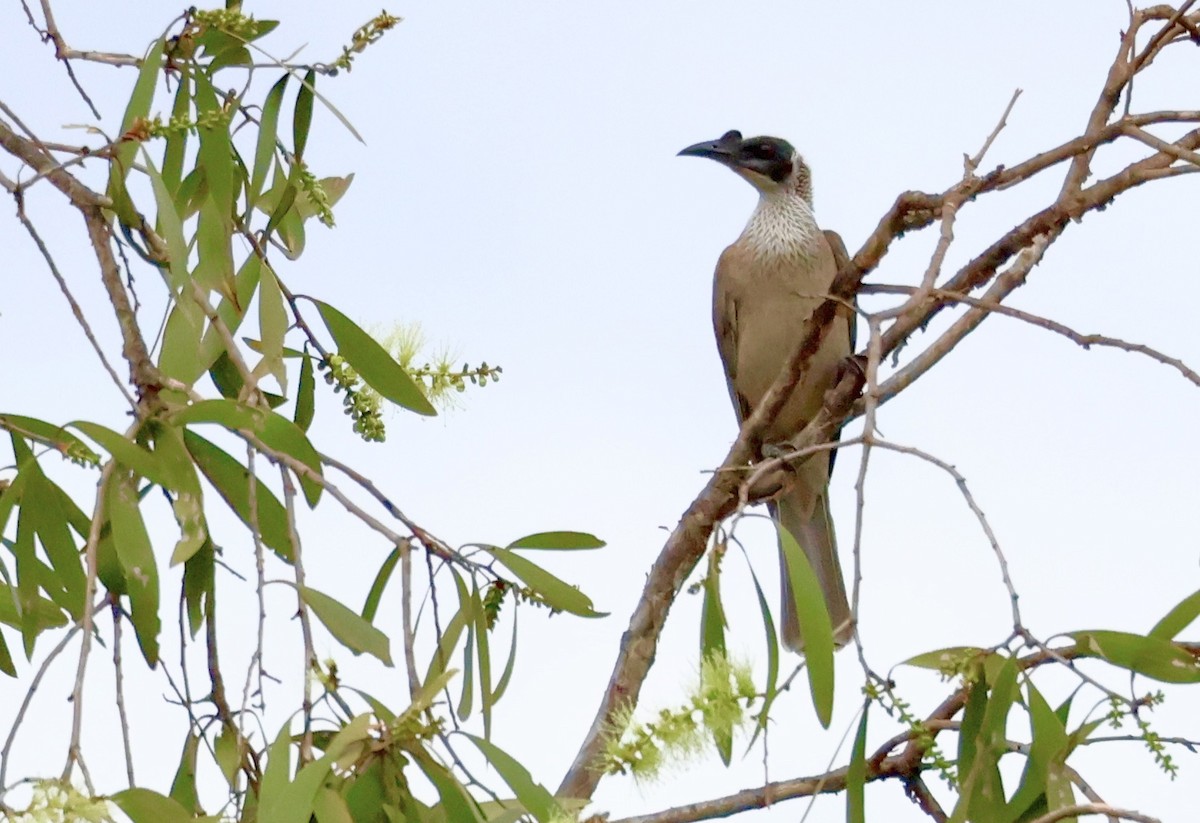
[740,188,820,260]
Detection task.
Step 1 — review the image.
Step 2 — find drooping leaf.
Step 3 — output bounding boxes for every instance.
[183,431,293,561]
[258,411,323,506]
[151,425,208,566]
[169,732,202,814]
[249,75,288,208]
[0,630,14,676]
[162,68,191,195]
[293,69,316,159]
[472,582,494,737]
[257,262,289,393]
[361,545,401,623]
[313,300,436,416]
[194,69,235,221]
[183,539,215,638]
[105,471,161,665]
[302,586,392,665]
[744,558,779,749]
[1007,682,1068,821]
[464,734,559,823]
[25,468,86,620]
[412,751,484,823]
[484,546,605,617]
[846,703,870,823]
[490,608,519,705]
[295,353,315,432]
[778,523,835,727]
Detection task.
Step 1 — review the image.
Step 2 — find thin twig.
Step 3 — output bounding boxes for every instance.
[111,604,136,787]
[62,460,118,781]
[280,465,316,763]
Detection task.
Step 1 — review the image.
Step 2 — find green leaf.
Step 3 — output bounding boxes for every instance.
[425,594,469,686]
[0,630,14,677]
[194,194,236,299]
[247,74,286,207]
[700,548,727,667]
[846,703,869,823]
[463,734,559,823]
[295,352,315,432]
[12,502,40,655]
[109,37,165,189]
[25,469,86,620]
[484,546,605,617]
[0,584,68,633]
[151,425,208,566]
[71,421,171,488]
[302,585,393,665]
[313,786,354,823]
[361,545,401,623]
[169,732,202,814]
[194,69,235,221]
[313,300,436,416]
[1044,763,1076,822]
[744,559,779,750]
[453,569,475,721]
[0,413,98,465]
[257,262,289,393]
[1070,629,1200,683]
[111,788,197,823]
[214,726,243,787]
[275,716,371,823]
[778,523,835,727]
[413,752,483,823]
[954,659,1015,823]
[259,412,323,506]
[506,531,605,550]
[1007,682,1067,821]
[175,398,267,431]
[458,610,475,721]
[490,608,519,704]
[276,198,307,259]
[472,582,493,737]
[184,431,293,561]
[162,68,191,195]
[105,471,161,665]
[294,69,316,159]
[183,540,214,638]
[1150,588,1200,641]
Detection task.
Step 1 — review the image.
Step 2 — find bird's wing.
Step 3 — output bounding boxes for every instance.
[822,228,856,354]
[821,228,856,478]
[713,245,751,424]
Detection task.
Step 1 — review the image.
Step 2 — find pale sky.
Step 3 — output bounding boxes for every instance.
[2,2,1199,822]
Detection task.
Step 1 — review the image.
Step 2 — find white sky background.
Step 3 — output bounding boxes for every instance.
[2,1,1200,822]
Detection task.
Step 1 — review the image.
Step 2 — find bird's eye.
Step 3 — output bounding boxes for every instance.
[747,144,773,160]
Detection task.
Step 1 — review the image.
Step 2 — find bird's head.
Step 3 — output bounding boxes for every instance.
[678,130,812,203]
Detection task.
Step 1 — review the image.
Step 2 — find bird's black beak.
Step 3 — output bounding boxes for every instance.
[678,130,743,165]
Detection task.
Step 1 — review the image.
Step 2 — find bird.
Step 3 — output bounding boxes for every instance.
[679,130,854,653]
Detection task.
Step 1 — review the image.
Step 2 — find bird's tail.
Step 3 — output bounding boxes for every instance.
[774,490,853,653]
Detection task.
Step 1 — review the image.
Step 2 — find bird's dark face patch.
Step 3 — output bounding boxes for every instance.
[678,131,797,187]
[735,136,795,183]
